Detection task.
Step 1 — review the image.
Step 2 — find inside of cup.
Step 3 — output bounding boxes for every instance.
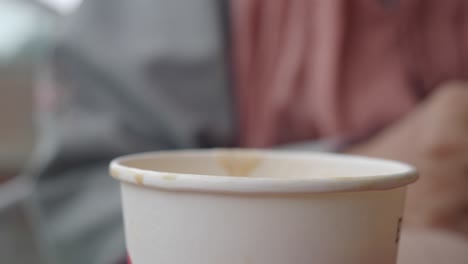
[118,150,412,179]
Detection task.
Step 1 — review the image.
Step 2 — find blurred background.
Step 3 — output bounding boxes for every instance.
[1,0,468,263]
[0,1,80,263]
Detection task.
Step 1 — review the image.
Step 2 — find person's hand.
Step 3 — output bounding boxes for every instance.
[347,81,468,236]
[398,231,468,264]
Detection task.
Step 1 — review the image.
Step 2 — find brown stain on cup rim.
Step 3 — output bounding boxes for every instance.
[134,174,144,185]
[217,151,262,177]
[110,168,120,178]
[162,174,178,180]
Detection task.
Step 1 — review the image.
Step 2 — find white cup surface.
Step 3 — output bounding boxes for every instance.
[110,149,417,264]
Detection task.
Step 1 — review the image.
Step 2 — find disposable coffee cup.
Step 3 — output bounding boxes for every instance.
[110,149,417,264]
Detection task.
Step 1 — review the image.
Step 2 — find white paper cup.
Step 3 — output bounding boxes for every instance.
[110,149,417,264]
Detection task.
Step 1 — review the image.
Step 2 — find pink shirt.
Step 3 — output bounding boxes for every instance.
[231,0,468,147]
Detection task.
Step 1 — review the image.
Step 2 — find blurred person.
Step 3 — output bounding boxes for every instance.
[33,0,468,263]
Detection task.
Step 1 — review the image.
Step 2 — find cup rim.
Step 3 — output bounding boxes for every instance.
[109,149,418,194]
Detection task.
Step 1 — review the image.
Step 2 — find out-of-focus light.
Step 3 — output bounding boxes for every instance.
[37,0,82,14]
[0,1,51,61]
